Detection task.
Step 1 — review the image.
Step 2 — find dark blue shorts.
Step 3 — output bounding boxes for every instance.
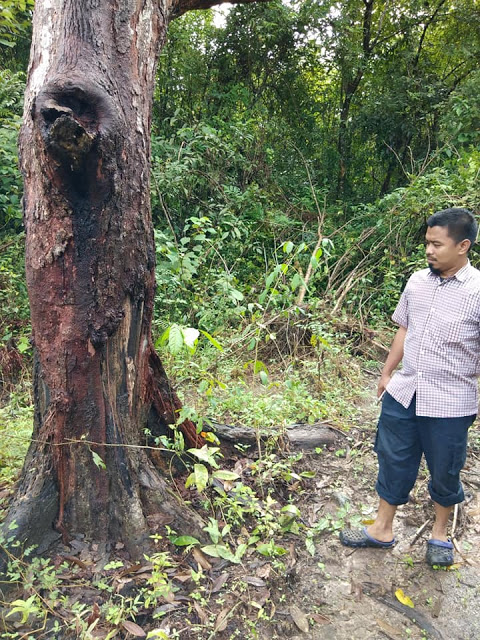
[375,392,475,507]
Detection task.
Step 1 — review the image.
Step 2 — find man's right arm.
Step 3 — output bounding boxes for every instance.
[377,325,407,397]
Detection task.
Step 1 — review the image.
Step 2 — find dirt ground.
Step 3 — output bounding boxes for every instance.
[250,394,480,640]
[149,389,480,640]
[3,388,480,639]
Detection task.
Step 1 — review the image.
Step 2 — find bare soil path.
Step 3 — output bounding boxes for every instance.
[255,395,480,640]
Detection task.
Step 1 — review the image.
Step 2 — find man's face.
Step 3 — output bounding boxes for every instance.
[425,225,467,276]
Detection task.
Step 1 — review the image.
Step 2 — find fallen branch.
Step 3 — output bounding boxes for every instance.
[206,420,341,450]
[451,503,459,538]
[375,596,443,639]
[409,518,431,547]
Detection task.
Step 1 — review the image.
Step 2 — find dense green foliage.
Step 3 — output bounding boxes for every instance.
[149,1,480,335]
[1,0,480,379]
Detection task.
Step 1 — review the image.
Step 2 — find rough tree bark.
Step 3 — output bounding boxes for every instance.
[3,0,268,557]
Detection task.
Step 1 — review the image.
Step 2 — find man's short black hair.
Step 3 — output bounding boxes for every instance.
[426,207,477,249]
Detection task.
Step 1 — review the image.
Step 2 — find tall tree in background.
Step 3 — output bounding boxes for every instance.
[304,0,480,202]
[3,0,268,556]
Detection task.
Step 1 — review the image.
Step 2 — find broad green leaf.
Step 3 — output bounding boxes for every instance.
[159,326,170,345]
[290,272,302,291]
[281,504,301,517]
[91,451,106,470]
[212,470,240,481]
[172,535,200,546]
[253,360,268,374]
[199,329,224,351]
[202,544,238,563]
[201,544,221,558]
[168,324,184,354]
[185,464,209,492]
[187,445,220,468]
[265,271,276,289]
[305,536,315,556]
[230,288,244,301]
[257,543,288,557]
[215,545,239,563]
[235,543,248,561]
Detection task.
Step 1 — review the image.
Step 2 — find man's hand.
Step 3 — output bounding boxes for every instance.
[377,325,407,400]
[377,373,391,398]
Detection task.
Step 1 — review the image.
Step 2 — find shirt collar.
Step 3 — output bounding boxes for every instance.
[427,260,471,282]
[452,261,471,282]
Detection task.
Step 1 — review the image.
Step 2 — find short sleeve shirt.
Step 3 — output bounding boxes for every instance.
[387,262,480,417]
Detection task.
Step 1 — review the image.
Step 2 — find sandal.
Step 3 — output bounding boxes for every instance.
[426,539,454,567]
[339,526,395,548]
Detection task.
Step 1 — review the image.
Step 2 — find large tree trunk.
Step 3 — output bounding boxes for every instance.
[3,0,266,558]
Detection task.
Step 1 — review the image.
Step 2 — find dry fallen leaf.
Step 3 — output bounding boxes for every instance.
[122,620,146,637]
[256,564,271,579]
[395,588,414,608]
[193,601,208,625]
[287,543,297,568]
[119,563,143,578]
[86,602,100,627]
[310,613,330,624]
[376,618,401,639]
[245,576,266,587]
[211,572,229,593]
[290,604,309,633]
[214,607,230,633]
[154,604,179,616]
[63,555,90,569]
[192,547,212,571]
[173,572,192,583]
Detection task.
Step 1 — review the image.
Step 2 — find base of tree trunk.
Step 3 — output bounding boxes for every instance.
[1,457,205,570]
[0,350,207,567]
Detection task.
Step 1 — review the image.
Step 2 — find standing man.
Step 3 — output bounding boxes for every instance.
[340,208,479,566]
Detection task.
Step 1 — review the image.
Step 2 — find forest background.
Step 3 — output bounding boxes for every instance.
[2,0,480,432]
[1,0,480,463]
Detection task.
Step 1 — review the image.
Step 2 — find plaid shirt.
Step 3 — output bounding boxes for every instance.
[387,261,480,417]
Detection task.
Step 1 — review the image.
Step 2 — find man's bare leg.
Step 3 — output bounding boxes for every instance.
[431,502,453,541]
[366,498,397,542]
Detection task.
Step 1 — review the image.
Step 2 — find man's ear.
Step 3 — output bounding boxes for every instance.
[459,239,471,254]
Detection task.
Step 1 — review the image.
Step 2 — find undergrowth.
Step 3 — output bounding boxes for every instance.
[0,317,372,639]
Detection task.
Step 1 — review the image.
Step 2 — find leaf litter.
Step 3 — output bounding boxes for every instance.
[2,388,480,639]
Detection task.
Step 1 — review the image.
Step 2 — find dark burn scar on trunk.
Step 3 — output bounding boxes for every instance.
[35,82,117,203]
[35,81,115,133]
[106,413,134,498]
